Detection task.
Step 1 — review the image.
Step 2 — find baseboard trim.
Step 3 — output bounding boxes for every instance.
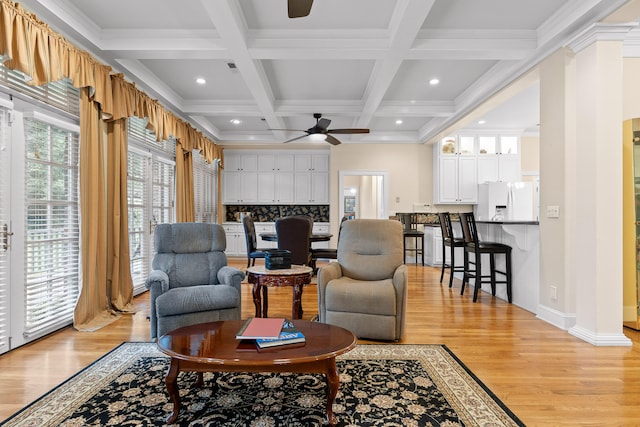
[568,325,632,347]
[536,304,575,330]
[537,305,633,346]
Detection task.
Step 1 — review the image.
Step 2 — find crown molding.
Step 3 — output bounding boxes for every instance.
[567,22,639,53]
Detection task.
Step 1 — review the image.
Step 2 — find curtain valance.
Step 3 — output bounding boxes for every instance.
[0,0,219,162]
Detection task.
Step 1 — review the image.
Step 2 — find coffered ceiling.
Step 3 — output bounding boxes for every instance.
[18,0,633,145]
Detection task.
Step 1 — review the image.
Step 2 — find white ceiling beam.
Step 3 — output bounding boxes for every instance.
[183,102,263,116]
[355,0,436,129]
[198,0,286,139]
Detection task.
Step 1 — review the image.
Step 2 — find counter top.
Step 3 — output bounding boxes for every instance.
[223,221,329,225]
[475,220,539,225]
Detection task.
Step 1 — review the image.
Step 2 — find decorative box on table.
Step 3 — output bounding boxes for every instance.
[265,249,292,270]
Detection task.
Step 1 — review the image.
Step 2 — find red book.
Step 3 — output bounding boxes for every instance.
[235,317,285,340]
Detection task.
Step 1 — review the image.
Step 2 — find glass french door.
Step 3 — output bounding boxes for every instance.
[0,106,80,354]
[127,146,174,295]
[0,104,11,354]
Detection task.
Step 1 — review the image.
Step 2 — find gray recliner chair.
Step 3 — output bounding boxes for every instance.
[145,223,245,339]
[317,219,408,341]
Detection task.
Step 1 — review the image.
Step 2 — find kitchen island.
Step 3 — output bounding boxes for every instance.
[474,220,539,313]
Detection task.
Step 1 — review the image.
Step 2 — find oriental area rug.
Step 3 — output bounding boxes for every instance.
[1,343,524,427]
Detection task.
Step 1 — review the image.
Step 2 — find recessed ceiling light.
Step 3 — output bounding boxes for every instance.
[196,77,206,85]
[429,78,440,85]
[230,119,242,125]
[478,120,486,125]
[395,119,403,125]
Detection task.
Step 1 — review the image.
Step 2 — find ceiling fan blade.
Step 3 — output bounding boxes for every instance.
[288,0,313,18]
[282,133,310,144]
[327,128,370,134]
[324,134,342,145]
[316,118,331,131]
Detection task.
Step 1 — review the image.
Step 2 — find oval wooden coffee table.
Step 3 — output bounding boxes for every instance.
[157,320,357,425]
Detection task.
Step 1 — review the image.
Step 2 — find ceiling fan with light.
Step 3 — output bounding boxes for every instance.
[288,0,314,18]
[271,113,370,145]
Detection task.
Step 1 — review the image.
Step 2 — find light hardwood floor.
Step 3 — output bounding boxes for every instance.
[1,258,639,426]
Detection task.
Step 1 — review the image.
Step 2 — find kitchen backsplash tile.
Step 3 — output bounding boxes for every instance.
[226,205,330,223]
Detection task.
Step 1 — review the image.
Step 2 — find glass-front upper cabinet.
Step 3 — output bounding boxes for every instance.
[477,135,519,155]
[440,136,475,155]
[500,136,519,155]
[478,136,497,155]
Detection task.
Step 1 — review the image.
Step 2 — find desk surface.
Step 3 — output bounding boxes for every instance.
[259,232,332,242]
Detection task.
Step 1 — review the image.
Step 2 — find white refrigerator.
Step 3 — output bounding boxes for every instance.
[474,181,535,221]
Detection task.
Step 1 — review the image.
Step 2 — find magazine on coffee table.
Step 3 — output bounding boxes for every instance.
[235,317,285,340]
[255,319,306,349]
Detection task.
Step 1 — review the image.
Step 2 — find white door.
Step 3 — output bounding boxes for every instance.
[127,147,175,294]
[0,104,11,355]
[0,108,81,351]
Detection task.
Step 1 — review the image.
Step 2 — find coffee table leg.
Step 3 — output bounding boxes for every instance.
[194,372,204,387]
[292,284,303,319]
[165,358,181,424]
[325,357,339,426]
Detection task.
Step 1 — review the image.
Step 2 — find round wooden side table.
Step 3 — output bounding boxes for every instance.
[246,264,313,319]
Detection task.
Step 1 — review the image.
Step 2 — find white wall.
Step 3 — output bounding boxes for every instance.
[329,143,431,240]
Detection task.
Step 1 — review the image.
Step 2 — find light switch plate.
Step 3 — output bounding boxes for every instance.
[546,205,560,218]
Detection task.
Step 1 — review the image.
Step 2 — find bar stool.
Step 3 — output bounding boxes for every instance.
[438,212,466,288]
[459,212,512,303]
[398,213,424,265]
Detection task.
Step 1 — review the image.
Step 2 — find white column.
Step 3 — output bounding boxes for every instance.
[567,25,633,345]
[538,48,576,329]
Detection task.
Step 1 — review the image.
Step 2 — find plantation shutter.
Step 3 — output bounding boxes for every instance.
[193,151,218,223]
[23,115,80,338]
[152,158,174,226]
[127,117,175,294]
[127,147,150,293]
[0,106,10,354]
[0,65,79,116]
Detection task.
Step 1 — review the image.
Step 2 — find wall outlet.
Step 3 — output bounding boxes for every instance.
[550,286,558,300]
[546,205,560,218]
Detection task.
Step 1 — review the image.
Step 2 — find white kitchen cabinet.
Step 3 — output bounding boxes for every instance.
[436,153,477,204]
[223,150,329,205]
[254,223,277,249]
[477,135,521,183]
[222,152,258,204]
[294,152,329,204]
[439,135,475,156]
[225,152,258,172]
[258,153,294,173]
[223,170,258,203]
[294,171,329,203]
[311,223,330,249]
[294,153,329,173]
[258,171,294,203]
[260,153,294,203]
[434,136,478,204]
[424,226,444,266]
[222,223,245,256]
[425,224,466,274]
